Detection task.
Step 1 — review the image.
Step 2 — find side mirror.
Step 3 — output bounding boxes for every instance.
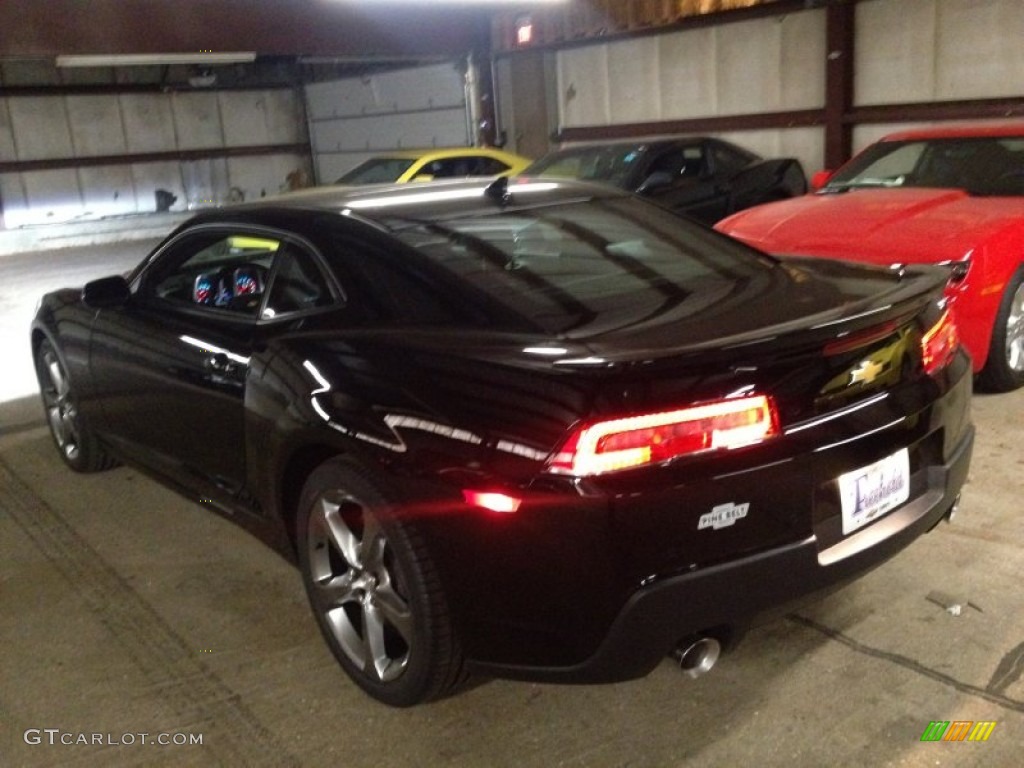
[637,171,674,194]
[82,275,130,309]
[810,169,834,191]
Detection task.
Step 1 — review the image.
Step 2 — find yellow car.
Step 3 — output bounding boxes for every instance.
[334,147,532,185]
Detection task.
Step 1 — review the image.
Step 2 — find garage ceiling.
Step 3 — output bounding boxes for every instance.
[0,0,493,60]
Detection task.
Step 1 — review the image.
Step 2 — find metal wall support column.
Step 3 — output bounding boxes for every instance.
[824,1,855,169]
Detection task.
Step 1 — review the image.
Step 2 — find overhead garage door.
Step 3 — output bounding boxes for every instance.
[305,61,472,184]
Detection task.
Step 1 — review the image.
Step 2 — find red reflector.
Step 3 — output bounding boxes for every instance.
[921,310,960,376]
[547,395,779,477]
[462,490,521,514]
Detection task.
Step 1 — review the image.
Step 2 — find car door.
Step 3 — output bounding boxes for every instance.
[87,224,334,505]
[638,142,731,224]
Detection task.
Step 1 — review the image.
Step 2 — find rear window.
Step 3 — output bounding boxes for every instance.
[336,158,416,184]
[526,147,644,187]
[389,197,776,335]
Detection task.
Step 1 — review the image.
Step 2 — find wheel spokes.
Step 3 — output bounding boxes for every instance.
[316,571,357,607]
[307,492,413,684]
[320,498,362,568]
[39,350,79,458]
[374,579,414,644]
[1007,284,1024,372]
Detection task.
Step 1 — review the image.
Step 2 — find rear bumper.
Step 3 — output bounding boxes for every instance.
[470,423,973,684]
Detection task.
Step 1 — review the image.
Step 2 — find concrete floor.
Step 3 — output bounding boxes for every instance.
[1,242,1022,767]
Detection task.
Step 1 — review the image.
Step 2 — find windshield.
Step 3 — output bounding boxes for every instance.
[387,197,778,335]
[336,158,416,185]
[524,146,647,188]
[824,136,1024,196]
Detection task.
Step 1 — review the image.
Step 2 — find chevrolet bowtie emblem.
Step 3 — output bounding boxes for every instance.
[850,359,885,385]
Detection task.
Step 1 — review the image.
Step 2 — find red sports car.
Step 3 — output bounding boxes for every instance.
[716,122,1024,392]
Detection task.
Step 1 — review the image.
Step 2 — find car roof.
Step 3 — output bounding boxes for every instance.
[880,121,1024,142]
[186,177,627,227]
[549,137,713,151]
[361,147,528,162]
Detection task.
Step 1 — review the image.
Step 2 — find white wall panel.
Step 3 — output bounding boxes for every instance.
[131,162,186,214]
[171,92,224,150]
[935,0,1024,99]
[7,98,73,161]
[66,95,127,157]
[716,18,782,116]
[607,37,661,123]
[557,46,610,126]
[181,157,230,208]
[21,169,82,223]
[263,90,303,144]
[0,173,27,214]
[855,0,1024,105]
[226,153,309,202]
[716,127,825,178]
[658,28,717,120]
[779,10,827,111]
[558,9,826,130]
[854,0,937,105]
[219,90,302,147]
[78,165,137,216]
[553,9,825,170]
[0,100,18,161]
[120,94,177,154]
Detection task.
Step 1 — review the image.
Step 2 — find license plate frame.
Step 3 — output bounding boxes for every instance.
[838,448,910,535]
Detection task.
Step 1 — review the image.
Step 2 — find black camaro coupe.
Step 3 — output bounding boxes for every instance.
[32,178,972,706]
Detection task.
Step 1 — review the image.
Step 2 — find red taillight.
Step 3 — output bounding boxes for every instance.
[921,310,960,376]
[462,490,522,514]
[547,395,779,477]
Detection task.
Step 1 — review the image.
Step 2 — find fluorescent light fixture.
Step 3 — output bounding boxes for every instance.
[56,52,257,68]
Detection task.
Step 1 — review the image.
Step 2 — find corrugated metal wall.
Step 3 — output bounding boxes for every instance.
[305,62,471,184]
[544,0,1024,172]
[852,0,1024,146]
[0,89,308,227]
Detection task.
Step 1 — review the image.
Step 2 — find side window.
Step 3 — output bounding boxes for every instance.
[262,245,336,319]
[428,157,474,178]
[474,157,510,176]
[649,147,705,183]
[711,145,749,176]
[149,232,276,316]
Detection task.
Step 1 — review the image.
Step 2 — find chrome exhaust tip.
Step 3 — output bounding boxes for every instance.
[946,494,961,523]
[672,636,721,679]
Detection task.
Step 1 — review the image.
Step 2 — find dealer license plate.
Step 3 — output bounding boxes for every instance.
[838,448,910,535]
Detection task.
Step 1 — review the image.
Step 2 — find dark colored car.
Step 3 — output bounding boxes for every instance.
[523,137,807,224]
[32,177,972,707]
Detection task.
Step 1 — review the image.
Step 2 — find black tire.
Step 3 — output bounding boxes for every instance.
[34,339,117,473]
[296,457,464,706]
[978,267,1024,392]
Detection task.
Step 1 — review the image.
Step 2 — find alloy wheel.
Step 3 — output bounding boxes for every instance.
[306,490,414,683]
[40,347,81,462]
[1006,280,1024,372]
